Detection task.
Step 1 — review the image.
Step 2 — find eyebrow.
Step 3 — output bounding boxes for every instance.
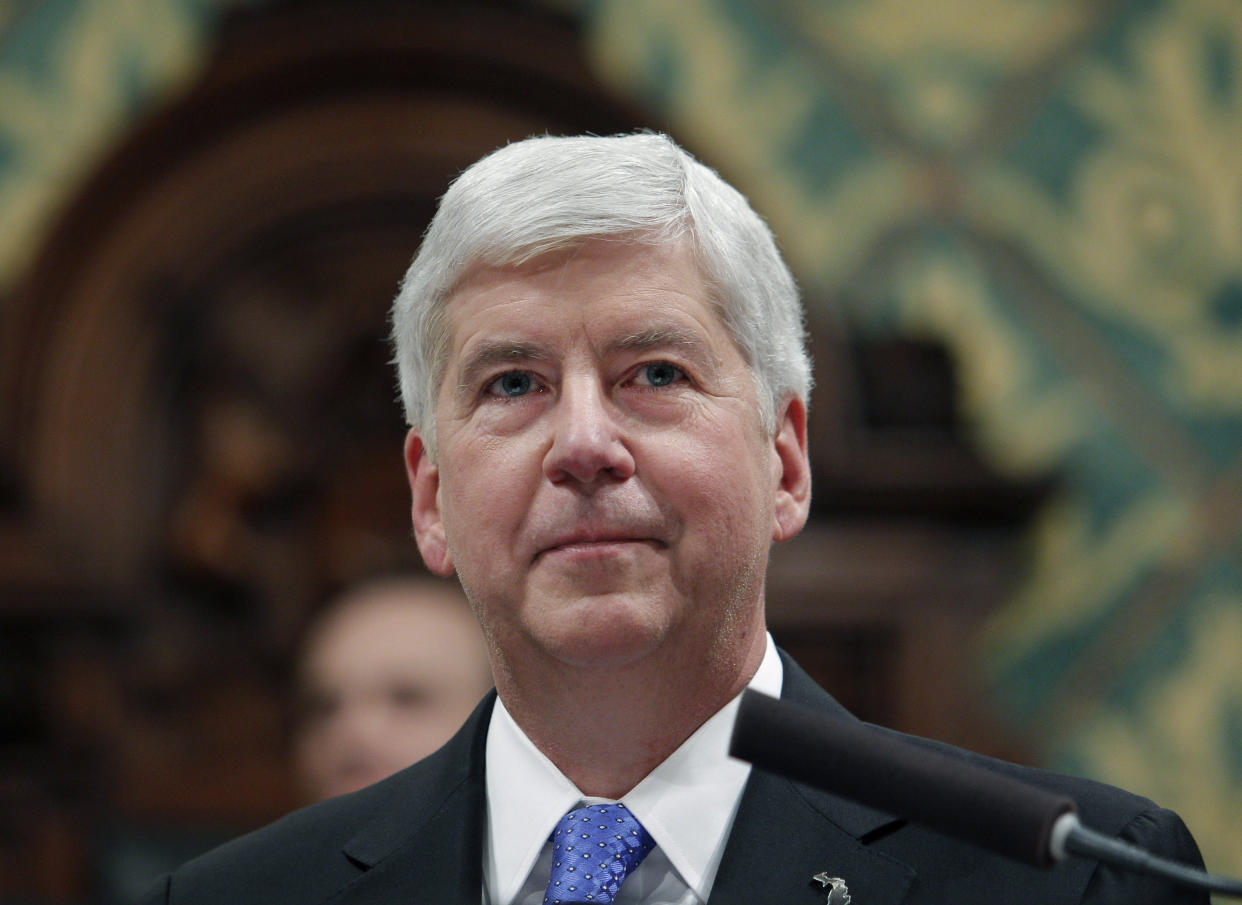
[456,340,554,394]
[609,324,722,378]
[608,324,701,355]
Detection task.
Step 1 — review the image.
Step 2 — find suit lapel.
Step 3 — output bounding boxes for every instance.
[324,694,495,905]
[708,767,915,905]
[707,655,916,905]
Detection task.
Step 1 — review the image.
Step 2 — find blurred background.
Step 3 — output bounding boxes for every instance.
[1,0,1239,900]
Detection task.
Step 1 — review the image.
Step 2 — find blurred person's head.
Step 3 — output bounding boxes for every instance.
[292,575,492,801]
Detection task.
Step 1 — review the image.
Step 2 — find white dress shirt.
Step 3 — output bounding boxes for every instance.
[483,634,783,905]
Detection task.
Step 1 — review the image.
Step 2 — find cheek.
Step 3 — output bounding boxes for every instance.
[297,724,344,772]
[678,411,772,499]
[651,433,770,533]
[438,439,524,528]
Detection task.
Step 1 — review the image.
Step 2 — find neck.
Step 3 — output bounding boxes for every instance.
[494,623,767,799]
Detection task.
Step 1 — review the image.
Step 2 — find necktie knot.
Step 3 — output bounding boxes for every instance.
[543,803,655,904]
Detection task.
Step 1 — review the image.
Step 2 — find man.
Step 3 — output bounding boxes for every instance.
[292,575,493,802]
[145,133,1208,904]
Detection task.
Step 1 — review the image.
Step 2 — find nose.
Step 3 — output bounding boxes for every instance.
[543,376,635,486]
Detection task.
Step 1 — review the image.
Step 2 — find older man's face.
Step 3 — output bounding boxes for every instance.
[405,239,808,673]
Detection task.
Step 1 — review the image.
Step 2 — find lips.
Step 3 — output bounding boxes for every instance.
[536,531,657,559]
[528,493,671,562]
[533,521,668,561]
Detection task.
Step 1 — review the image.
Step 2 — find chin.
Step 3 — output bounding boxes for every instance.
[530,594,674,669]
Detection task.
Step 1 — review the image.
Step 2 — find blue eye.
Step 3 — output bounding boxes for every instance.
[488,371,534,397]
[637,362,683,387]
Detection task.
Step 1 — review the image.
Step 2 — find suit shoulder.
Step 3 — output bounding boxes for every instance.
[884,727,1172,836]
[157,778,395,905]
[152,696,492,905]
[879,727,1203,868]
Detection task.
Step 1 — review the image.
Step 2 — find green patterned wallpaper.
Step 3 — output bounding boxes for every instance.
[1,0,1239,881]
[0,0,239,294]
[571,0,1242,877]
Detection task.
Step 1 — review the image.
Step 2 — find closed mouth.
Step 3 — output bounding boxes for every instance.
[536,534,661,561]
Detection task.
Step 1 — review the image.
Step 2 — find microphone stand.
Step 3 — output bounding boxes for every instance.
[731,689,1242,899]
[1049,813,1242,898]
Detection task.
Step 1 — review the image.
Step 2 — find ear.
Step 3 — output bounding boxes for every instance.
[771,395,811,543]
[404,429,454,576]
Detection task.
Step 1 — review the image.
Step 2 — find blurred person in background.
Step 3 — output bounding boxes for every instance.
[291,574,493,802]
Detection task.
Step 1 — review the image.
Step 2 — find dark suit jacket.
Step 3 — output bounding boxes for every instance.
[144,652,1208,904]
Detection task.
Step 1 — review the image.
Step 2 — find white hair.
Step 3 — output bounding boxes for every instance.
[390,132,811,452]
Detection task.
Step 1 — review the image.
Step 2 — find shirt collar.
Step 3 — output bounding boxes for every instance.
[484,635,783,905]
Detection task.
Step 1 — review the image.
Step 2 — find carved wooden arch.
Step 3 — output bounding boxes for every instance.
[2,0,650,640]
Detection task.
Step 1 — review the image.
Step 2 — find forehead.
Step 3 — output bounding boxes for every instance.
[305,593,472,672]
[440,239,728,355]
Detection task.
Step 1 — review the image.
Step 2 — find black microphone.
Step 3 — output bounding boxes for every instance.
[729,689,1242,897]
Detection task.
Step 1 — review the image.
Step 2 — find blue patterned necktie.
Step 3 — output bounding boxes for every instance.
[543,803,656,904]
